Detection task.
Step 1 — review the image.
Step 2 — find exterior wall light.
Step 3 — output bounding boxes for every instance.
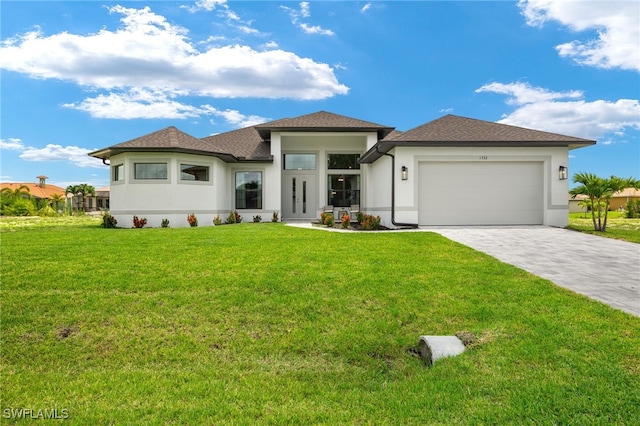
[559,165,568,180]
[401,166,408,181]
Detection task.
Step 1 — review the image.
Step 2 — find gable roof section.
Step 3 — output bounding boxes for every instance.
[89,126,271,163]
[360,114,596,163]
[254,111,395,139]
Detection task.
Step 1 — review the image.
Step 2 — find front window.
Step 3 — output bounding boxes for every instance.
[134,163,167,180]
[328,174,360,207]
[112,164,124,182]
[284,154,316,170]
[328,154,360,170]
[181,164,209,181]
[235,172,262,209]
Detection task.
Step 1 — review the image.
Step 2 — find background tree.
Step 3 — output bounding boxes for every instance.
[65,184,95,212]
[570,173,640,231]
[49,193,65,212]
[1,185,34,216]
[2,185,31,200]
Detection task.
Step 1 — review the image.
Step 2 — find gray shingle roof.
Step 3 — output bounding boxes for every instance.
[388,115,595,143]
[88,126,270,162]
[359,114,596,163]
[200,126,271,160]
[254,111,394,139]
[89,112,596,165]
[110,126,207,149]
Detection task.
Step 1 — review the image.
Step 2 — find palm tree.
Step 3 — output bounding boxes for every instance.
[570,173,640,231]
[49,193,65,212]
[1,185,31,200]
[65,184,96,212]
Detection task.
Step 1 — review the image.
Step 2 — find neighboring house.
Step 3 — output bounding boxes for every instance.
[569,194,589,213]
[95,186,110,210]
[569,188,640,213]
[609,188,640,211]
[1,176,66,205]
[88,111,595,228]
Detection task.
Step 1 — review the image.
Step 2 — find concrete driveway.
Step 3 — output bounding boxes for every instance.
[423,226,640,316]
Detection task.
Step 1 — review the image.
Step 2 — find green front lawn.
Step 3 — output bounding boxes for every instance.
[2,220,639,424]
[568,211,640,243]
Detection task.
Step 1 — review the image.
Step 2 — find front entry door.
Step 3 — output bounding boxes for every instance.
[282,174,317,219]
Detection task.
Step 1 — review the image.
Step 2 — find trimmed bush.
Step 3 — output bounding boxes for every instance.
[101,213,118,228]
[133,216,148,228]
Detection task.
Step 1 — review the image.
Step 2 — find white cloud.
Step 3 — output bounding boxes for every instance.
[1,137,105,168]
[299,23,335,36]
[476,82,640,140]
[0,138,25,151]
[300,2,311,18]
[20,145,105,168]
[281,2,335,36]
[361,3,372,13]
[0,5,347,105]
[518,0,640,71]
[63,89,213,119]
[215,109,268,128]
[186,0,228,13]
[63,87,269,125]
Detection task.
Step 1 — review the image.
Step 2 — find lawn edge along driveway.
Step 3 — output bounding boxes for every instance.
[422,226,640,316]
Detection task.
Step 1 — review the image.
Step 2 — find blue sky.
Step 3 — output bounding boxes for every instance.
[1,0,638,190]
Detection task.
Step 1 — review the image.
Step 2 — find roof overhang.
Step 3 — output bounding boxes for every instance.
[359,139,597,164]
[88,147,273,164]
[256,126,395,140]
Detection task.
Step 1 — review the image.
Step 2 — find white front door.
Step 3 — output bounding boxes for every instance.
[282,173,317,219]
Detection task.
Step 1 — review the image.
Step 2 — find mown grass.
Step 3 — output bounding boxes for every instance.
[1,219,639,424]
[568,211,640,243]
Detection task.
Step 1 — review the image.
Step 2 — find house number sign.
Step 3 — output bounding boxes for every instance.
[479,155,488,160]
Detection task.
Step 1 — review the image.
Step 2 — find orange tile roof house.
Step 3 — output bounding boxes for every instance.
[0,176,66,200]
[89,111,595,228]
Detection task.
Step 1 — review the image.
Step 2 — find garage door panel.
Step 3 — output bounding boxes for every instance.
[418,162,543,225]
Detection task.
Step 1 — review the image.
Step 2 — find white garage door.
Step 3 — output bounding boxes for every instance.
[418,162,543,225]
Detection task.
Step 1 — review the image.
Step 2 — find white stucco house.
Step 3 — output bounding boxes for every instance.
[88,111,595,228]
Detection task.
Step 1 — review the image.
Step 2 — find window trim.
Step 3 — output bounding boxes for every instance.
[327,153,361,170]
[235,170,263,210]
[179,163,210,183]
[111,163,124,183]
[283,153,317,170]
[133,162,169,181]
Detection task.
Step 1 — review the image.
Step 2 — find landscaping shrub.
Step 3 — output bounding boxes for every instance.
[101,212,118,228]
[213,215,222,225]
[226,211,242,224]
[187,213,198,227]
[625,200,640,218]
[320,211,335,226]
[271,211,279,222]
[133,216,148,228]
[253,215,262,223]
[341,213,350,229]
[38,205,57,217]
[5,199,36,216]
[161,219,170,228]
[360,213,381,230]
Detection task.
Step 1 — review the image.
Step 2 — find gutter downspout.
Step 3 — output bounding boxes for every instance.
[376,146,418,228]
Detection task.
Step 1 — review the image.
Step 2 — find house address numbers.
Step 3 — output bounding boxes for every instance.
[479,155,488,160]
